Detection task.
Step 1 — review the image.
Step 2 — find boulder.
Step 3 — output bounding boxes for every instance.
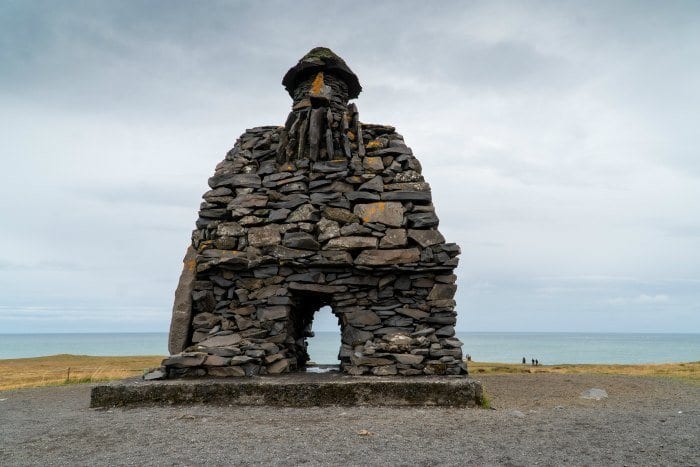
[208,366,246,377]
[283,232,320,250]
[427,284,457,300]
[267,358,291,374]
[168,246,197,354]
[288,203,320,222]
[248,225,282,247]
[353,202,404,227]
[392,354,424,365]
[347,309,381,326]
[257,306,290,321]
[372,365,398,375]
[354,248,420,266]
[323,207,360,224]
[325,236,377,250]
[198,334,242,347]
[162,353,207,368]
[379,229,407,248]
[407,229,445,247]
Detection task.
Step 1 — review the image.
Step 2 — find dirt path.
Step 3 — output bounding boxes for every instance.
[1,374,698,466]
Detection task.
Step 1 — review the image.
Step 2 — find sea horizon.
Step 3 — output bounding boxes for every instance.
[1,331,698,365]
[2,330,698,335]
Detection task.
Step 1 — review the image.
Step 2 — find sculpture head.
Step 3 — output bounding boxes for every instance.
[282,47,362,108]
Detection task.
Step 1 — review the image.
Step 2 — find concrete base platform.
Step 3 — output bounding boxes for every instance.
[90,371,483,408]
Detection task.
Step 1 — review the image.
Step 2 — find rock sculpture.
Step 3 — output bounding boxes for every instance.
[163,47,466,378]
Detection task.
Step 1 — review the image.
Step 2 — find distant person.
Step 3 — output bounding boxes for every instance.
[466,354,472,362]
[531,358,535,366]
[522,357,526,365]
[535,359,539,366]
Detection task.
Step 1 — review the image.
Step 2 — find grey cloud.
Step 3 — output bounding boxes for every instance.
[0,259,85,271]
[662,224,700,239]
[1,1,699,333]
[606,294,670,305]
[79,181,202,209]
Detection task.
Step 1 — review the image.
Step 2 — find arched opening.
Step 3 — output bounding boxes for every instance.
[287,291,344,372]
[287,293,323,369]
[306,305,342,370]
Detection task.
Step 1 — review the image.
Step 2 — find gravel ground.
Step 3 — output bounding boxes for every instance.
[1,373,698,466]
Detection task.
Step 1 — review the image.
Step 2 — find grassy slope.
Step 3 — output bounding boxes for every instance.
[0,355,697,391]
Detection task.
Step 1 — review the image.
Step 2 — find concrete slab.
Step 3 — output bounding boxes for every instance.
[90,371,483,408]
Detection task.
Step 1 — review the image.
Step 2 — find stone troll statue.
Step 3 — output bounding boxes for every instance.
[161,47,465,379]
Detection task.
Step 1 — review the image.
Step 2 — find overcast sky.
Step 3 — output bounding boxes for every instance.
[1,0,699,334]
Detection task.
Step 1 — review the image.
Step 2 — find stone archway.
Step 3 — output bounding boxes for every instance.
[285,289,337,369]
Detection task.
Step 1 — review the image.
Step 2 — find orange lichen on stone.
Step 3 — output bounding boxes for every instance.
[185,259,196,272]
[311,72,325,95]
[353,201,404,227]
[360,201,386,222]
[347,130,355,141]
[197,240,214,252]
[366,140,383,149]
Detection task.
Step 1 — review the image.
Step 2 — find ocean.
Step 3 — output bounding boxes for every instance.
[0,332,698,364]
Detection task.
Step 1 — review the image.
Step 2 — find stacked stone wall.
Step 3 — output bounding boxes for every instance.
[162,48,465,378]
[164,121,464,377]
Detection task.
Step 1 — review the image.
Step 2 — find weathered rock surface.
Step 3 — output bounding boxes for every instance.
[164,47,465,379]
[168,246,197,354]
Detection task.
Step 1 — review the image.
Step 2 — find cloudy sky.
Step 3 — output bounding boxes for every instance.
[1,0,699,334]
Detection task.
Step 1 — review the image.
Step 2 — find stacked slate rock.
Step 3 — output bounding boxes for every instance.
[162,48,465,379]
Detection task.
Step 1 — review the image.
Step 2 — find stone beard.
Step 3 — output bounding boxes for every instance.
[164,48,465,378]
[280,72,358,164]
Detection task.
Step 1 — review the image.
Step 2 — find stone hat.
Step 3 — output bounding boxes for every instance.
[282,47,362,99]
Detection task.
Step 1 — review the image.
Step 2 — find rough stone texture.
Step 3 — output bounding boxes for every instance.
[91,374,482,408]
[353,202,404,227]
[168,246,197,354]
[164,47,465,378]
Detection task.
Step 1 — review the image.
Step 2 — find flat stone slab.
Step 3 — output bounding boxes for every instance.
[90,371,483,408]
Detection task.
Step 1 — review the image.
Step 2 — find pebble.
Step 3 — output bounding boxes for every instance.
[580,388,608,400]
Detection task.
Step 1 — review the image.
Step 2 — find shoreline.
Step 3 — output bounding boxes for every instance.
[1,354,697,391]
